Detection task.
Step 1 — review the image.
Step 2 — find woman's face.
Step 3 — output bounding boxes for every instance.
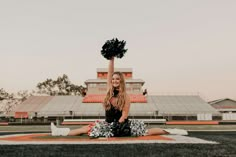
[112,74,121,88]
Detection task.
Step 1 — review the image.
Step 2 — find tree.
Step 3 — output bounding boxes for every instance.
[16,90,32,101]
[0,88,22,115]
[101,38,128,60]
[36,74,86,96]
[0,88,13,101]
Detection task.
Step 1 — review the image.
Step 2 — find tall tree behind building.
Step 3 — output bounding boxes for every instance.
[36,74,86,96]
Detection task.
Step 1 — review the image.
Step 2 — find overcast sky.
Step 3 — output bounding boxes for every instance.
[0,0,235,101]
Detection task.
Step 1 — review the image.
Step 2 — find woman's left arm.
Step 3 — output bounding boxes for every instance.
[119,95,130,123]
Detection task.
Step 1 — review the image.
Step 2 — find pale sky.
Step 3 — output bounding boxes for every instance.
[0,0,235,101]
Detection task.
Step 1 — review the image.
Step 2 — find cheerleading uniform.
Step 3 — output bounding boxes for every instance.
[105,89,122,123]
[88,89,147,138]
[105,104,122,123]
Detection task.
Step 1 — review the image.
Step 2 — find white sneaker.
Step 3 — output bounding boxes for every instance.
[51,122,70,136]
[164,128,188,136]
[51,122,57,136]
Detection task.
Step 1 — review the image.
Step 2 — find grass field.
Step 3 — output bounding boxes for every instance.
[0,125,235,157]
[1,124,236,132]
[0,132,235,157]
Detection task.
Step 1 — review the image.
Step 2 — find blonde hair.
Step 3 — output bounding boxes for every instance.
[103,72,127,110]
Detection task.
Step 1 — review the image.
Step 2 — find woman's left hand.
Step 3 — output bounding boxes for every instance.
[118,119,124,123]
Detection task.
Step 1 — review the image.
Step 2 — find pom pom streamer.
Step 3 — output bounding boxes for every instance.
[88,119,147,138]
[101,38,128,60]
[88,121,113,138]
[130,119,147,136]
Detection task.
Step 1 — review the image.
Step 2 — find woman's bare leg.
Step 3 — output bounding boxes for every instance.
[146,128,168,135]
[147,128,188,136]
[68,125,90,136]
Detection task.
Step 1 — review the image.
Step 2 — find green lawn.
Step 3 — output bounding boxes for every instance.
[0,132,235,157]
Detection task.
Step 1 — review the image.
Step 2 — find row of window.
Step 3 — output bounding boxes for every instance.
[97,73,132,77]
[88,83,141,87]
[96,87,141,92]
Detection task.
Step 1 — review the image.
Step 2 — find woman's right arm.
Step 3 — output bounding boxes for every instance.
[107,57,114,90]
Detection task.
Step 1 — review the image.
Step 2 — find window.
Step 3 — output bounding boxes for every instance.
[133,88,140,92]
[89,84,97,87]
[99,88,106,91]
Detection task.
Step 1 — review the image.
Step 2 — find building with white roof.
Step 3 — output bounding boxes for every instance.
[7,68,220,122]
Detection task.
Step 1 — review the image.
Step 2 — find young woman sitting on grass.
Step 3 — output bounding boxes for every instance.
[51,57,188,137]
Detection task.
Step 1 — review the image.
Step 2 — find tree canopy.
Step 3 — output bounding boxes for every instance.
[0,88,13,101]
[0,88,21,114]
[36,74,86,96]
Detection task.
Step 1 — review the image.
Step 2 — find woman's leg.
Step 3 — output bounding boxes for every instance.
[146,128,188,136]
[146,128,168,135]
[51,123,90,136]
[68,125,90,136]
